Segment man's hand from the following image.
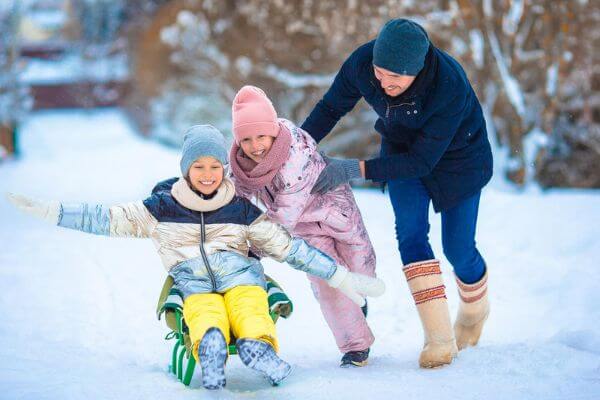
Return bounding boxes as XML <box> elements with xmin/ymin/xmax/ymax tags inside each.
<box><xmin>311</xmin><ymin>156</ymin><xmax>362</xmax><ymax>195</ymax></box>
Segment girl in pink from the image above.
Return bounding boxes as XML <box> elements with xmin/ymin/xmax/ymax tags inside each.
<box><xmin>229</xmin><ymin>85</ymin><xmax>377</xmax><ymax>367</ymax></box>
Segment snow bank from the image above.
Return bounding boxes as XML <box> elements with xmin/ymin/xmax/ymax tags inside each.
<box><xmin>0</xmin><ymin>109</ymin><xmax>598</xmax><ymax>400</ymax></box>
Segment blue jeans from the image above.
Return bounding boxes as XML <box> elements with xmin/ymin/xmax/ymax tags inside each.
<box><xmin>388</xmin><ymin>178</ymin><xmax>486</xmax><ymax>284</ymax></box>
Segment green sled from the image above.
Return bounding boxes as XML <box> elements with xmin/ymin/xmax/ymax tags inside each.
<box><xmin>156</xmin><ymin>275</ymin><xmax>294</xmax><ymax>386</ymax></box>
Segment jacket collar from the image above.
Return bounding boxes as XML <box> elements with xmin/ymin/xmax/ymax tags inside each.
<box><xmin>171</xmin><ymin>177</ymin><xmax>236</xmax><ymax>212</ymax></box>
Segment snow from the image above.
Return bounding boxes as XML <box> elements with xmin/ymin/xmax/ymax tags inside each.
<box><xmin>503</xmin><ymin>0</ymin><xmax>524</xmax><ymax>36</ymax></box>
<box><xmin>469</xmin><ymin>29</ymin><xmax>484</xmax><ymax>69</ymax></box>
<box><xmin>26</xmin><ymin>9</ymin><xmax>67</xmax><ymax>30</ymax></box>
<box><xmin>523</xmin><ymin>127</ymin><xmax>549</xmax><ymax>185</ymax></box>
<box><xmin>264</xmin><ymin>64</ymin><xmax>336</xmax><ymax>89</ymax></box>
<box><xmin>1</xmin><ymin>109</ymin><xmax>599</xmax><ymax>399</ymax></box>
<box><xmin>546</xmin><ymin>63</ymin><xmax>558</xmax><ymax>96</ymax></box>
<box><xmin>488</xmin><ymin>30</ymin><xmax>527</xmax><ymax>117</ymax></box>
<box><xmin>20</xmin><ymin>53</ymin><xmax>129</xmax><ymax>84</ymax></box>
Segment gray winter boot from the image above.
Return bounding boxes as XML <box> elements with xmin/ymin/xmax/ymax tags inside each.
<box><xmin>198</xmin><ymin>327</ymin><xmax>228</xmax><ymax>390</ymax></box>
<box><xmin>236</xmin><ymin>338</ymin><xmax>292</xmax><ymax>386</ymax></box>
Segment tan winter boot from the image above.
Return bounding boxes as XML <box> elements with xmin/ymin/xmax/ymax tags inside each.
<box><xmin>454</xmin><ymin>271</ymin><xmax>490</xmax><ymax>350</ymax></box>
<box><xmin>403</xmin><ymin>260</ymin><xmax>458</xmax><ymax>368</ymax></box>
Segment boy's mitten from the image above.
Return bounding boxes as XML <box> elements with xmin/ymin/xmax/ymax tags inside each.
<box><xmin>6</xmin><ymin>193</ymin><xmax>61</xmax><ymax>224</ymax></box>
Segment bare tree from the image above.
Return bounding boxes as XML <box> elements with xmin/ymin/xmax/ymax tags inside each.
<box><xmin>128</xmin><ymin>0</ymin><xmax>599</xmax><ymax>187</ymax></box>
<box><xmin>447</xmin><ymin>0</ymin><xmax>598</xmax><ymax>186</ymax></box>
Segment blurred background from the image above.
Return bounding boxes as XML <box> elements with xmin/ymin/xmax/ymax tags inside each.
<box><xmin>1</xmin><ymin>3</ymin><xmax>599</xmax><ymax>397</ymax></box>
<box><xmin>1</xmin><ymin>0</ymin><xmax>598</xmax><ymax>188</ymax></box>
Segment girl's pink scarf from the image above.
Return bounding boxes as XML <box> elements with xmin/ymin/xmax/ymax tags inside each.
<box><xmin>230</xmin><ymin>122</ymin><xmax>292</xmax><ymax>190</ymax></box>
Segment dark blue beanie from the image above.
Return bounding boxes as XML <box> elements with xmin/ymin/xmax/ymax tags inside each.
<box><xmin>373</xmin><ymin>19</ymin><xmax>430</xmax><ymax>76</ymax></box>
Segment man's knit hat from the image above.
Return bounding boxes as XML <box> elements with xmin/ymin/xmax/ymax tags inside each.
<box><xmin>180</xmin><ymin>124</ymin><xmax>228</xmax><ymax>176</ymax></box>
<box><xmin>232</xmin><ymin>85</ymin><xmax>280</xmax><ymax>144</ymax></box>
<box><xmin>373</xmin><ymin>18</ymin><xmax>430</xmax><ymax>76</ymax></box>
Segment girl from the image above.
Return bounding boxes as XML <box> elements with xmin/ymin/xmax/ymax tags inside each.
<box><xmin>229</xmin><ymin>86</ymin><xmax>378</xmax><ymax>367</ymax></box>
<box><xmin>7</xmin><ymin>125</ymin><xmax>384</xmax><ymax>390</ymax></box>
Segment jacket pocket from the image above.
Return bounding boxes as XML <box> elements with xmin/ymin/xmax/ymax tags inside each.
<box><xmin>323</xmin><ymin>210</ymin><xmax>351</xmax><ymax>232</ymax></box>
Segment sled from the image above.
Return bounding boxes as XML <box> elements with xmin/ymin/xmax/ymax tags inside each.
<box><xmin>156</xmin><ymin>275</ymin><xmax>293</xmax><ymax>386</ymax></box>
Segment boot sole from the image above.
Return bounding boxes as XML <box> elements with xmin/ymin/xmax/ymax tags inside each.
<box><xmin>199</xmin><ymin>331</ymin><xmax>228</xmax><ymax>390</ymax></box>
<box><xmin>237</xmin><ymin>339</ymin><xmax>293</xmax><ymax>386</ymax></box>
<box><xmin>419</xmin><ymin>353</ymin><xmax>456</xmax><ymax>369</ymax></box>
<box><xmin>340</xmin><ymin>359</ymin><xmax>368</xmax><ymax>368</ymax></box>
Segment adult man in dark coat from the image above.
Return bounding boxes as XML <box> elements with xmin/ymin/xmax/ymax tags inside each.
<box><xmin>302</xmin><ymin>19</ymin><xmax>492</xmax><ymax>368</ymax></box>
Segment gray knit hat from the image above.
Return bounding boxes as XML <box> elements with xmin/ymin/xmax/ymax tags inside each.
<box><xmin>373</xmin><ymin>19</ymin><xmax>430</xmax><ymax>76</ymax></box>
<box><xmin>180</xmin><ymin>125</ymin><xmax>228</xmax><ymax>176</ymax></box>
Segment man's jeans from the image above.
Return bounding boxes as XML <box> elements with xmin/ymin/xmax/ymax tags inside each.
<box><xmin>388</xmin><ymin>178</ymin><xmax>486</xmax><ymax>284</ymax></box>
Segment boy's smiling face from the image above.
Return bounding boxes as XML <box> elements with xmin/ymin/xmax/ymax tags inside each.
<box><xmin>239</xmin><ymin>134</ymin><xmax>275</xmax><ymax>163</ymax></box>
<box><xmin>187</xmin><ymin>156</ymin><xmax>224</xmax><ymax>195</ymax></box>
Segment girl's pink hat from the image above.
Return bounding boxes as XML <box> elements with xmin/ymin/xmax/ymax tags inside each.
<box><xmin>232</xmin><ymin>85</ymin><xmax>280</xmax><ymax>144</ymax></box>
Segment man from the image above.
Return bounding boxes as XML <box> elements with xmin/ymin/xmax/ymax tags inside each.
<box><xmin>301</xmin><ymin>19</ymin><xmax>492</xmax><ymax>368</ymax></box>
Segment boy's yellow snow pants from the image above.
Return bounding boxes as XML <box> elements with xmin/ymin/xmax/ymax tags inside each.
<box><xmin>183</xmin><ymin>285</ymin><xmax>278</xmax><ymax>360</ymax></box>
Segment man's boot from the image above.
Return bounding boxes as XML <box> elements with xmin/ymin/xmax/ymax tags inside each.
<box><xmin>403</xmin><ymin>259</ymin><xmax>458</xmax><ymax>368</ymax></box>
<box><xmin>455</xmin><ymin>270</ymin><xmax>490</xmax><ymax>350</ymax></box>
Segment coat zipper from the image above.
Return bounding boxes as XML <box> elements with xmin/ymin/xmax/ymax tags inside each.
<box><xmin>200</xmin><ymin>211</ymin><xmax>217</xmax><ymax>292</ymax></box>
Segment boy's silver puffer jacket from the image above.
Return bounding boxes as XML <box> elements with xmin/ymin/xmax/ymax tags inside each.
<box><xmin>57</xmin><ymin>177</ymin><xmax>337</xmax><ymax>298</ymax></box>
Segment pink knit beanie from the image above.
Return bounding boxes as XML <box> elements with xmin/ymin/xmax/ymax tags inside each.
<box><xmin>232</xmin><ymin>85</ymin><xmax>280</xmax><ymax>144</ymax></box>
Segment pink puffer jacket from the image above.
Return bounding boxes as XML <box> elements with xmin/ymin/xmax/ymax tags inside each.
<box><xmin>235</xmin><ymin>119</ymin><xmax>359</xmax><ymax>233</ymax></box>
<box><xmin>233</xmin><ymin>118</ymin><xmax>377</xmax><ymax>353</ymax></box>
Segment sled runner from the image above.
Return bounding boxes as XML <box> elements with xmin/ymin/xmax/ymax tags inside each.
<box><xmin>156</xmin><ymin>275</ymin><xmax>293</xmax><ymax>386</ymax></box>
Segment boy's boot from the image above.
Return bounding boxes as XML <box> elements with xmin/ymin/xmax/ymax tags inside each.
<box><xmin>236</xmin><ymin>338</ymin><xmax>292</xmax><ymax>386</ymax></box>
<box><xmin>455</xmin><ymin>270</ymin><xmax>490</xmax><ymax>350</ymax></box>
<box><xmin>198</xmin><ymin>327</ymin><xmax>228</xmax><ymax>390</ymax></box>
<box><xmin>340</xmin><ymin>348</ymin><xmax>370</xmax><ymax>368</ymax></box>
<box><xmin>403</xmin><ymin>260</ymin><xmax>458</xmax><ymax>368</ymax></box>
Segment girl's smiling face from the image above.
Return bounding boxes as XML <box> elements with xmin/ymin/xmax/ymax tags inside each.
<box><xmin>187</xmin><ymin>156</ymin><xmax>224</xmax><ymax>195</ymax></box>
<box><xmin>239</xmin><ymin>134</ymin><xmax>275</xmax><ymax>163</ymax></box>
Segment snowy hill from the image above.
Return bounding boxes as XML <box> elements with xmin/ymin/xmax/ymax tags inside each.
<box><xmin>0</xmin><ymin>109</ymin><xmax>598</xmax><ymax>400</ymax></box>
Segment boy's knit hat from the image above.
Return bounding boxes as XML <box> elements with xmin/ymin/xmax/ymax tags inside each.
<box><xmin>373</xmin><ymin>18</ymin><xmax>430</xmax><ymax>76</ymax></box>
<box><xmin>180</xmin><ymin>125</ymin><xmax>228</xmax><ymax>176</ymax></box>
<box><xmin>232</xmin><ymin>85</ymin><xmax>280</xmax><ymax>144</ymax></box>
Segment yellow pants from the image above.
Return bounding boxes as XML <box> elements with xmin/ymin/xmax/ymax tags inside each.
<box><xmin>183</xmin><ymin>285</ymin><xmax>278</xmax><ymax>361</ymax></box>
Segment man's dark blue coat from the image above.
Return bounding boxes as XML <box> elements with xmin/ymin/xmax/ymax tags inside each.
<box><xmin>301</xmin><ymin>41</ymin><xmax>493</xmax><ymax>212</ymax></box>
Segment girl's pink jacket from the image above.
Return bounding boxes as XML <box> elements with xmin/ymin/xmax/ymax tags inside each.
<box><xmin>233</xmin><ymin>118</ymin><xmax>377</xmax><ymax>353</ymax></box>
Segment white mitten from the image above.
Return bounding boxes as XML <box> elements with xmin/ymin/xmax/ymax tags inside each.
<box><xmin>6</xmin><ymin>193</ymin><xmax>61</xmax><ymax>224</ymax></box>
<box><xmin>327</xmin><ymin>265</ymin><xmax>386</xmax><ymax>306</ymax></box>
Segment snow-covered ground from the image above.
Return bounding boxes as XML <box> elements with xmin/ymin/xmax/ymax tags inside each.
<box><xmin>1</xmin><ymin>109</ymin><xmax>599</xmax><ymax>400</ymax></box>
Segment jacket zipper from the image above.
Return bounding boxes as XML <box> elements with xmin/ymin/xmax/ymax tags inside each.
<box><xmin>200</xmin><ymin>211</ymin><xmax>217</xmax><ymax>292</ymax></box>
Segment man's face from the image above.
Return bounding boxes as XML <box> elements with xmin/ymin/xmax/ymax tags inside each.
<box><xmin>373</xmin><ymin>65</ymin><xmax>417</xmax><ymax>97</ymax></box>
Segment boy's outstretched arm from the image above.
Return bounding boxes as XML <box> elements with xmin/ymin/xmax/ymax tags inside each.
<box><xmin>6</xmin><ymin>193</ymin><xmax>156</xmax><ymax>238</ymax></box>
<box><xmin>247</xmin><ymin>214</ymin><xmax>385</xmax><ymax>306</ymax></box>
